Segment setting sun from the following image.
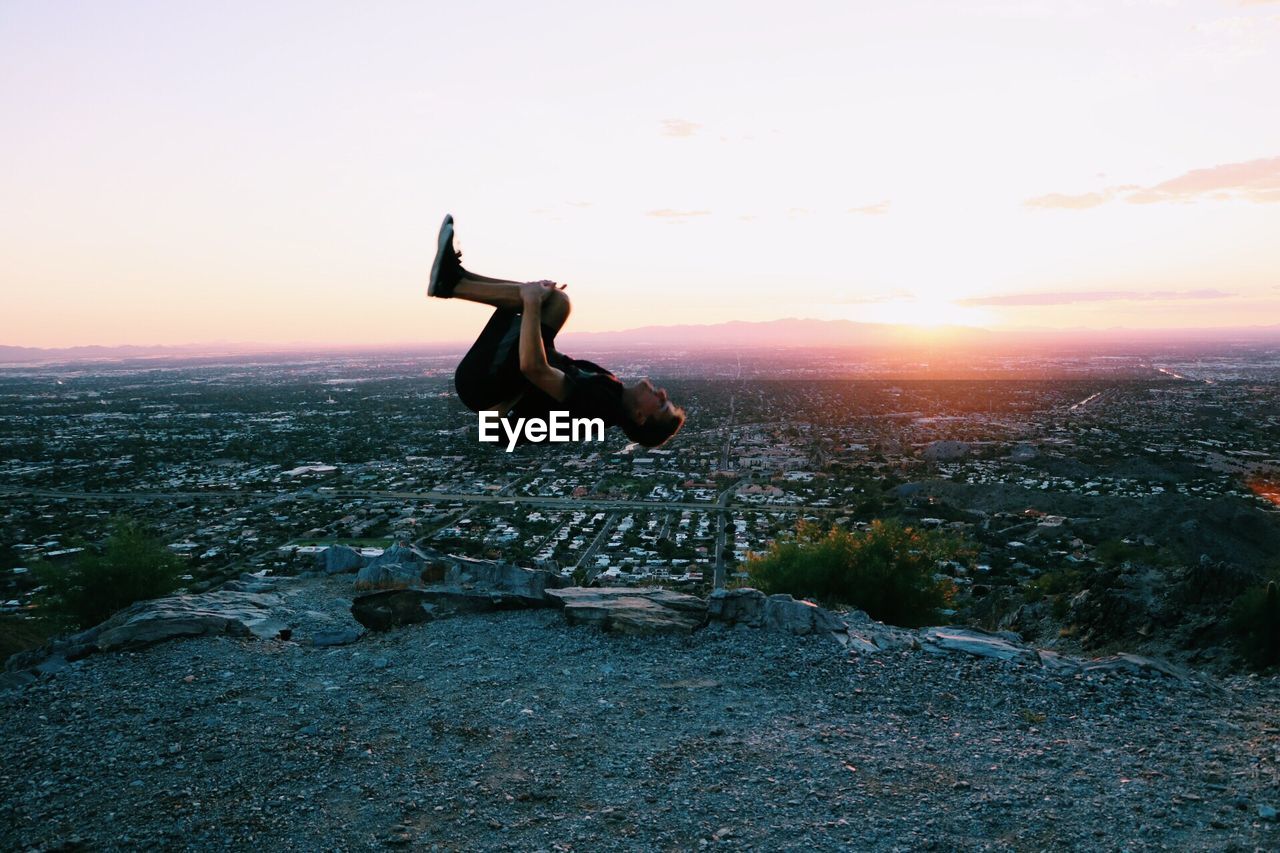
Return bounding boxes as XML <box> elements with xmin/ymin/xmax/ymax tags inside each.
<box><xmin>843</xmin><ymin>300</ymin><xmax>996</xmax><ymax>329</ymax></box>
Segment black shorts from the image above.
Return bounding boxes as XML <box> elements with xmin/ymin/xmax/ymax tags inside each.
<box><xmin>453</xmin><ymin>308</ymin><xmax>559</xmax><ymax>412</ymax></box>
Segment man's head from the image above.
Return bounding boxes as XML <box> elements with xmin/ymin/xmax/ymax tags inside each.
<box><xmin>621</xmin><ymin>378</ymin><xmax>685</xmax><ymax>447</ymax></box>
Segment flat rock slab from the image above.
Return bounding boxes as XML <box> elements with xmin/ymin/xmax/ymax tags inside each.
<box><xmin>545</xmin><ymin>587</ymin><xmax>707</xmax><ymax>636</ymax></box>
<box><xmin>1080</xmin><ymin>652</ymin><xmax>1193</xmax><ymax>683</ymax></box>
<box><xmin>920</xmin><ymin>627</ymin><xmax>1039</xmax><ymax>664</ymax></box>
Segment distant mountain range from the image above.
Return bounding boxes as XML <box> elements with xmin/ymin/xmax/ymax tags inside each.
<box><xmin>3</xmin><ymin>318</ymin><xmax>1279</xmax><ymax>364</ymax></box>
<box><xmin>560</xmin><ymin>318</ymin><xmax>1280</xmax><ymax>350</ymax></box>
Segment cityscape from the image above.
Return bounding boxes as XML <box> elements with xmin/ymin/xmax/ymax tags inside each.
<box><xmin>4</xmin><ymin>343</ymin><xmax>1278</xmax><ymax>667</ymax></box>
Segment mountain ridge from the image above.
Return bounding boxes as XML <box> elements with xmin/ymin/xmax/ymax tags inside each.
<box><xmin>3</xmin><ymin>318</ymin><xmax>1280</xmax><ymax>364</ymax></box>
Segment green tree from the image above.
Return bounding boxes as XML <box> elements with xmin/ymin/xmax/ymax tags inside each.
<box><xmin>34</xmin><ymin>519</ymin><xmax>184</xmax><ymax>629</ymax></box>
<box><xmin>747</xmin><ymin>519</ymin><xmax>963</xmax><ymax>627</ymax></box>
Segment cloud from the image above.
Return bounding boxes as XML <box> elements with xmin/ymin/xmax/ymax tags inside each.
<box><xmin>959</xmin><ymin>289</ymin><xmax>1235</xmax><ymax>307</ymax></box>
<box><xmin>847</xmin><ymin>201</ymin><xmax>891</xmax><ymax>215</ymax></box>
<box><xmin>1127</xmin><ymin>157</ymin><xmax>1280</xmax><ymax>203</ymax></box>
<box><xmin>1027</xmin><ymin>156</ymin><xmax>1280</xmax><ymax>208</ymax></box>
<box><xmin>645</xmin><ymin>208</ymin><xmax>711</xmax><ymax>224</ymax></box>
<box><xmin>660</xmin><ymin>119</ymin><xmax>700</xmax><ymax>138</ymax></box>
<box><xmin>1024</xmin><ymin>191</ymin><xmax>1113</xmax><ymax>210</ymax></box>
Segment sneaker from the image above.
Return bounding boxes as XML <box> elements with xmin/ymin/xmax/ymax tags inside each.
<box><xmin>428</xmin><ymin>214</ymin><xmax>463</xmax><ymax>298</ymax></box>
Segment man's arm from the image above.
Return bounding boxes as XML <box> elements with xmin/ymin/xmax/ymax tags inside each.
<box><xmin>519</xmin><ymin>283</ymin><xmax>569</xmax><ymax>401</ymax></box>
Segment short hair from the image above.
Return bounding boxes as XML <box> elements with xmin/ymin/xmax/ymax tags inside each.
<box><xmin>621</xmin><ymin>406</ymin><xmax>686</xmax><ymax>448</ymax></box>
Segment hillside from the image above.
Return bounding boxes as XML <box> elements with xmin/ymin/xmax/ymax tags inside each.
<box><xmin>2</xmin><ymin>573</ymin><xmax>1278</xmax><ymax>851</ymax></box>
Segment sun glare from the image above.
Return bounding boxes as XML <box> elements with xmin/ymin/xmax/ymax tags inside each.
<box><xmin>847</xmin><ymin>300</ymin><xmax>994</xmax><ymax>329</ymax></box>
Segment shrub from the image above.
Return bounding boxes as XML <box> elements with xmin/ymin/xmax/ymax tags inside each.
<box><xmin>0</xmin><ymin>615</ymin><xmax>60</xmax><ymax>662</ymax></box>
<box><xmin>746</xmin><ymin>519</ymin><xmax>962</xmax><ymax>627</ymax></box>
<box><xmin>34</xmin><ymin>519</ymin><xmax>184</xmax><ymax>629</ymax></box>
<box><xmin>1230</xmin><ymin>580</ymin><xmax>1280</xmax><ymax>669</ymax></box>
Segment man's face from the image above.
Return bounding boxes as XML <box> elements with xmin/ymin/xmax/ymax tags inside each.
<box><xmin>634</xmin><ymin>378</ymin><xmax>676</xmax><ymax>422</ymax></box>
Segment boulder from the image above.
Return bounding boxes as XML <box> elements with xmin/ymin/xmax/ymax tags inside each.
<box><xmin>707</xmin><ymin>588</ymin><xmax>767</xmax><ymax>627</ymax></box>
<box><xmin>354</xmin><ymin>543</ymin><xmax>433</xmax><ymax>591</ymax></box>
<box><xmin>317</xmin><ymin>545</ymin><xmax>366</xmax><ymax>575</ymax></box>
<box><xmin>445</xmin><ymin>556</ymin><xmax>564</xmax><ymax>599</ymax></box>
<box><xmin>351</xmin><ymin>590</ymin><xmax>435</xmax><ymax>631</ymax></box>
<box><xmin>354</xmin><ymin>562</ymin><xmax>423</xmax><ymax>592</ymax></box>
<box><xmin>91</xmin><ymin>590</ymin><xmax>290</xmax><ymax>652</ymax></box>
<box><xmin>762</xmin><ymin>594</ymin><xmax>848</xmax><ymax>637</ymax></box>
<box><xmin>545</xmin><ymin>587</ymin><xmax>706</xmax><ymax>636</ymax></box>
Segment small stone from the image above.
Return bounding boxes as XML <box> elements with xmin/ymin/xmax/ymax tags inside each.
<box><xmin>1258</xmin><ymin>804</ymin><xmax>1278</xmax><ymax>822</ymax></box>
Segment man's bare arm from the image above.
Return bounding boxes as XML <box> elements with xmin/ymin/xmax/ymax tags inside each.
<box><xmin>518</xmin><ymin>283</ymin><xmax>568</xmax><ymax>401</ymax></box>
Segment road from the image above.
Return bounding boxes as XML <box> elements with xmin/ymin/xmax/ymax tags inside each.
<box><xmin>1</xmin><ymin>487</ymin><xmax>846</xmax><ymax>516</ymax></box>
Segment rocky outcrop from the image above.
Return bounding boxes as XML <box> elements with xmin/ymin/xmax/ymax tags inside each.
<box><xmin>354</xmin><ymin>562</ymin><xmax>423</xmax><ymax>592</ymax></box>
<box><xmin>445</xmin><ymin>555</ymin><xmax>565</xmax><ymax>600</ymax></box>
<box><xmin>545</xmin><ymin>588</ymin><xmax>707</xmax><ymax>636</ymax></box>
<box><xmin>353</xmin><ymin>543</ymin><xmax>432</xmax><ymax>591</ymax></box>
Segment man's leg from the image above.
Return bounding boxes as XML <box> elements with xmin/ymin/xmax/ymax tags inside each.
<box><xmin>453</xmin><ymin>275</ymin><xmax>572</xmax><ymax>334</ymax></box>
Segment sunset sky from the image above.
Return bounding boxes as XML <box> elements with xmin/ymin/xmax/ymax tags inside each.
<box><xmin>2</xmin><ymin>0</ymin><xmax>1279</xmax><ymax>348</ymax></box>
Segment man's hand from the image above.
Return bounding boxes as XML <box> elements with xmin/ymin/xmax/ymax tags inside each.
<box><xmin>520</xmin><ymin>280</ymin><xmax>566</xmax><ymax>305</ymax></box>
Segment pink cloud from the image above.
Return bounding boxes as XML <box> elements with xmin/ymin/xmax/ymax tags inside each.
<box><xmin>959</xmin><ymin>289</ymin><xmax>1235</xmax><ymax>307</ymax></box>
<box><xmin>660</xmin><ymin>119</ymin><xmax>700</xmax><ymax>138</ymax></box>
<box><xmin>645</xmin><ymin>208</ymin><xmax>710</xmax><ymax>224</ymax></box>
<box><xmin>1025</xmin><ymin>191</ymin><xmax>1112</xmax><ymax>209</ymax></box>
<box><xmin>1026</xmin><ymin>156</ymin><xmax>1280</xmax><ymax>208</ymax></box>
<box><xmin>848</xmin><ymin>201</ymin><xmax>891</xmax><ymax>215</ymax></box>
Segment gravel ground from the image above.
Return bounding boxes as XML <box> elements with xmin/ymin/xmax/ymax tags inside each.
<box><xmin>2</xmin><ymin>576</ymin><xmax>1279</xmax><ymax>852</ymax></box>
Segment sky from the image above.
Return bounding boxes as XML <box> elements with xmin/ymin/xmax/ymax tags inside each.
<box><xmin>2</xmin><ymin>0</ymin><xmax>1279</xmax><ymax>348</ymax></box>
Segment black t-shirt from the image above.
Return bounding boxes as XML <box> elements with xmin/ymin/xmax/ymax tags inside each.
<box><xmin>506</xmin><ymin>352</ymin><xmax>626</xmax><ymax>434</ymax></box>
